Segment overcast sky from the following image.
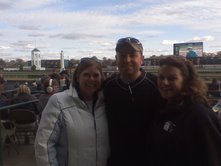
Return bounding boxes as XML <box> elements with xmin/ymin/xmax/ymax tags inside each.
<box><xmin>0</xmin><ymin>0</ymin><xmax>221</xmax><ymax>60</ymax></box>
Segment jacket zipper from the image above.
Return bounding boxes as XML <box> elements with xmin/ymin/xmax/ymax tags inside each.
<box><xmin>128</xmin><ymin>82</ymin><xmax>134</xmax><ymax>102</ymax></box>
<box><xmin>92</xmin><ymin>104</ymin><xmax>98</xmax><ymax>166</ymax></box>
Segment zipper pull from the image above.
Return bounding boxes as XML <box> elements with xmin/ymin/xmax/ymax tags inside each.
<box><xmin>128</xmin><ymin>83</ymin><xmax>134</xmax><ymax>102</ymax></box>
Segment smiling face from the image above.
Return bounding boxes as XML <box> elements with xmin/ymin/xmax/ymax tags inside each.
<box><xmin>157</xmin><ymin>65</ymin><xmax>184</xmax><ymax>101</ymax></box>
<box><xmin>77</xmin><ymin>65</ymin><xmax>102</xmax><ymax>100</ymax></box>
<box><xmin>116</xmin><ymin>45</ymin><xmax>144</xmax><ymax>81</ymax></box>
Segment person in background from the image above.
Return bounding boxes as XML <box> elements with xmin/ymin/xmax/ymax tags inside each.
<box><xmin>103</xmin><ymin>37</ymin><xmax>164</xmax><ymax>166</ymax></box>
<box><xmin>49</xmin><ymin>69</ymin><xmax>60</xmax><ymax>86</ymax></box>
<box><xmin>0</xmin><ymin>88</ymin><xmax>9</xmax><ymax>107</ymax></box>
<box><xmin>0</xmin><ymin>86</ymin><xmax>11</xmax><ymax>120</ymax></box>
<box><xmin>0</xmin><ymin>74</ymin><xmax>5</xmax><ymax>93</ymax></box>
<box><xmin>149</xmin><ymin>56</ymin><xmax>221</xmax><ymax>166</ymax></box>
<box><xmin>35</xmin><ymin>57</ymin><xmax>109</xmax><ymax>166</ymax></box>
<box><xmin>208</xmin><ymin>78</ymin><xmax>219</xmax><ymax>91</ymax></box>
<box><xmin>59</xmin><ymin>69</ymin><xmax>70</xmax><ymax>91</ymax></box>
<box><xmin>40</xmin><ymin>74</ymin><xmax>50</xmax><ymax>90</ymax></box>
<box><xmin>207</xmin><ymin>78</ymin><xmax>221</xmax><ymax>106</ymax></box>
<box><xmin>218</xmin><ymin>102</ymin><xmax>221</xmax><ymax>120</ymax></box>
<box><xmin>11</xmin><ymin>84</ymin><xmax>39</xmax><ymax>115</ymax></box>
<box><xmin>38</xmin><ymin>78</ymin><xmax>59</xmax><ymax>118</ymax></box>
<box><xmin>14</xmin><ymin>81</ymin><xmax>20</xmax><ymax>89</ymax></box>
<box><xmin>208</xmin><ymin>78</ymin><xmax>220</xmax><ymax>98</ymax></box>
<box><xmin>29</xmin><ymin>81</ymin><xmax>39</xmax><ymax>92</ymax></box>
<box><xmin>186</xmin><ymin>47</ymin><xmax>198</xmax><ymax>58</ymax></box>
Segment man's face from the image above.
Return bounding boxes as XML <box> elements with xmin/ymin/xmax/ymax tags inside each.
<box><xmin>116</xmin><ymin>46</ymin><xmax>144</xmax><ymax>81</ymax></box>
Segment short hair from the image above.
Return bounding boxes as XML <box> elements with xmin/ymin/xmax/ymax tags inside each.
<box><xmin>72</xmin><ymin>57</ymin><xmax>104</xmax><ymax>87</ymax></box>
<box><xmin>115</xmin><ymin>37</ymin><xmax>143</xmax><ymax>55</ymax></box>
<box><xmin>158</xmin><ymin>56</ymin><xmax>208</xmax><ymax>104</ymax></box>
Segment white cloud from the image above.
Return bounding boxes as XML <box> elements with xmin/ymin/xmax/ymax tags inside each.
<box><xmin>0</xmin><ymin>0</ymin><xmax>221</xmax><ymax>60</ymax></box>
<box><xmin>10</xmin><ymin>0</ymin><xmax>59</xmax><ymax>9</ymax></box>
<box><xmin>162</xmin><ymin>40</ymin><xmax>182</xmax><ymax>45</ymax></box>
<box><xmin>188</xmin><ymin>36</ymin><xmax>215</xmax><ymax>42</ymax></box>
<box><xmin>162</xmin><ymin>35</ymin><xmax>215</xmax><ymax>45</ymax></box>
<box><xmin>0</xmin><ymin>46</ymin><xmax>10</xmax><ymax>49</ymax></box>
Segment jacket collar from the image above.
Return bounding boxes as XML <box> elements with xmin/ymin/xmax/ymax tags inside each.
<box><xmin>117</xmin><ymin>68</ymin><xmax>146</xmax><ymax>88</ymax></box>
<box><xmin>67</xmin><ymin>84</ymin><xmax>79</xmax><ymax>98</ymax></box>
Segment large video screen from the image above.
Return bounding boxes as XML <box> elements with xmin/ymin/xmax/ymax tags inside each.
<box><xmin>173</xmin><ymin>42</ymin><xmax>203</xmax><ymax>58</ymax></box>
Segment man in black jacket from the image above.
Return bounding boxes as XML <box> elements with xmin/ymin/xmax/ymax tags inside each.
<box><xmin>103</xmin><ymin>37</ymin><xmax>164</xmax><ymax>166</ymax></box>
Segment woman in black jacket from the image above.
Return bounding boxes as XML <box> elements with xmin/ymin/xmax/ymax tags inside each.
<box><xmin>149</xmin><ymin>56</ymin><xmax>221</xmax><ymax>166</ymax></box>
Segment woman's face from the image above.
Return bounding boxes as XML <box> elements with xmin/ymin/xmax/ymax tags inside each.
<box><xmin>157</xmin><ymin>65</ymin><xmax>184</xmax><ymax>101</ymax></box>
<box><xmin>77</xmin><ymin>65</ymin><xmax>102</xmax><ymax>99</ymax></box>
<box><xmin>52</xmin><ymin>84</ymin><xmax>59</xmax><ymax>93</ymax></box>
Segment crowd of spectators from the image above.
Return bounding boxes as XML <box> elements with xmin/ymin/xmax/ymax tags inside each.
<box><xmin>0</xmin><ymin>69</ymin><xmax>70</xmax><ymax>121</ymax></box>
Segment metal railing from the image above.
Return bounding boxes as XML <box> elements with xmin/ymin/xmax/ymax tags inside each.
<box><xmin>0</xmin><ymin>99</ymin><xmax>39</xmax><ymax>166</ymax></box>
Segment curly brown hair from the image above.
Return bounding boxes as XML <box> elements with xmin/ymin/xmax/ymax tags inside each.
<box><xmin>158</xmin><ymin>56</ymin><xmax>208</xmax><ymax>105</ymax></box>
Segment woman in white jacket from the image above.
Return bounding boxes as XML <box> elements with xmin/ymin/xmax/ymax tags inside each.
<box><xmin>35</xmin><ymin>57</ymin><xmax>109</xmax><ymax>166</ymax></box>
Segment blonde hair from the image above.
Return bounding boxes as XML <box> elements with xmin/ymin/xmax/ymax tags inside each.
<box><xmin>16</xmin><ymin>84</ymin><xmax>31</xmax><ymax>95</ymax></box>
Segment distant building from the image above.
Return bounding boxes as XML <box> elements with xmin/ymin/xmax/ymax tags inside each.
<box><xmin>41</xmin><ymin>59</ymin><xmax>69</xmax><ymax>69</ymax></box>
<box><xmin>31</xmin><ymin>48</ymin><xmax>45</xmax><ymax>70</ymax></box>
<box><xmin>27</xmin><ymin>58</ymin><xmax>69</xmax><ymax>70</ymax></box>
